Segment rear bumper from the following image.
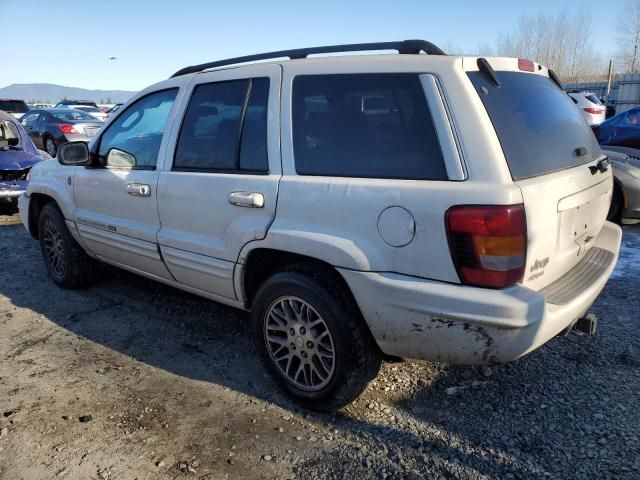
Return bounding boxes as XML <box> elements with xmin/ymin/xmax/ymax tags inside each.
<box><xmin>340</xmin><ymin>221</ymin><xmax>622</xmax><ymax>364</ymax></box>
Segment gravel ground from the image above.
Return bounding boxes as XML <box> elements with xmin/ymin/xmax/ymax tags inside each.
<box><xmin>0</xmin><ymin>206</ymin><xmax>639</xmax><ymax>480</ymax></box>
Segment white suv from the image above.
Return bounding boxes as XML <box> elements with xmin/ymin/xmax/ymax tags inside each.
<box><xmin>568</xmin><ymin>90</ymin><xmax>606</xmax><ymax>125</ymax></box>
<box><xmin>18</xmin><ymin>41</ymin><xmax>622</xmax><ymax>411</ymax></box>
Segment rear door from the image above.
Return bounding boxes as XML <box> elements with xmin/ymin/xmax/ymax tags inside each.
<box><xmin>156</xmin><ymin>64</ymin><xmax>281</xmax><ymax>300</ymax></box>
<box><xmin>467</xmin><ymin>62</ymin><xmax>613</xmax><ymax>290</ymax></box>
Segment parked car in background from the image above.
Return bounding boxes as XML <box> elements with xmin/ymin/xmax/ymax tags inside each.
<box><xmin>601</xmin><ymin>146</ymin><xmax>640</xmax><ymax>224</ymax></box>
<box><xmin>0</xmin><ymin>110</ymin><xmax>49</xmax><ymax>207</ymax></box>
<box><xmin>593</xmin><ymin>106</ymin><xmax>640</xmax><ymax>148</ymax></box>
<box><xmin>29</xmin><ymin>103</ymin><xmax>55</xmax><ymax>110</ymax></box>
<box><xmin>103</xmin><ymin>103</ymin><xmax>124</xmax><ymax>120</ymax></box>
<box><xmin>64</xmin><ymin>105</ymin><xmax>108</xmax><ymax>122</ymax></box>
<box><xmin>0</xmin><ymin>99</ymin><xmax>29</xmax><ymax>119</ymax></box>
<box><xmin>55</xmin><ymin>100</ymin><xmax>99</xmax><ymax>109</ymax></box>
<box><xmin>20</xmin><ymin>108</ymin><xmax>103</xmax><ymax>156</ymax></box>
<box><xmin>568</xmin><ymin>91</ymin><xmax>606</xmax><ymax>125</ymax></box>
<box><xmin>19</xmin><ymin>41</ymin><xmax>622</xmax><ymax>410</ymax></box>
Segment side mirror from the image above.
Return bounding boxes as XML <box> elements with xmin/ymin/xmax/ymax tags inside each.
<box><xmin>7</xmin><ymin>137</ymin><xmax>19</xmax><ymax>147</ymax></box>
<box><xmin>57</xmin><ymin>141</ymin><xmax>90</xmax><ymax>166</ymax></box>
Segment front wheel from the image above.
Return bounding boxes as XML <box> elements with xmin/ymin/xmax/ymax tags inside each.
<box><xmin>251</xmin><ymin>268</ymin><xmax>381</xmax><ymax>411</ymax></box>
<box><xmin>38</xmin><ymin>203</ymin><xmax>95</xmax><ymax>288</ymax></box>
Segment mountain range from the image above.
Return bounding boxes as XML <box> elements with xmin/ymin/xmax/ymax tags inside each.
<box><xmin>0</xmin><ymin>83</ymin><xmax>136</xmax><ymax>104</ymax></box>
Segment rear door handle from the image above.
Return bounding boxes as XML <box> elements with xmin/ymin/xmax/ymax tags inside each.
<box><xmin>228</xmin><ymin>191</ymin><xmax>264</xmax><ymax>208</ymax></box>
<box><xmin>126</xmin><ymin>183</ymin><xmax>151</xmax><ymax>197</ymax></box>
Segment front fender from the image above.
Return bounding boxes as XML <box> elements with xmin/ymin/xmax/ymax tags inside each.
<box><xmin>26</xmin><ymin>161</ymin><xmax>76</xmax><ymax>220</ymax></box>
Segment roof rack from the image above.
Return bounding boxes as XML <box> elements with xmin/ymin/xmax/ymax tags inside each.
<box><xmin>171</xmin><ymin>39</ymin><xmax>446</xmax><ymax>77</ymax></box>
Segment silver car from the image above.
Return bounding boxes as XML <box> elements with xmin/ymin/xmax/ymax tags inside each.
<box><xmin>20</xmin><ymin>108</ymin><xmax>103</xmax><ymax>157</ymax></box>
<box><xmin>603</xmin><ymin>146</ymin><xmax>640</xmax><ymax>224</ymax></box>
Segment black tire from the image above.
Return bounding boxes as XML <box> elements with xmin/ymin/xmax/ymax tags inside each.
<box><xmin>251</xmin><ymin>266</ymin><xmax>381</xmax><ymax>411</ymax></box>
<box><xmin>38</xmin><ymin>203</ymin><xmax>95</xmax><ymax>288</ymax></box>
<box><xmin>607</xmin><ymin>183</ymin><xmax>624</xmax><ymax>225</ymax></box>
<box><xmin>44</xmin><ymin>136</ymin><xmax>57</xmax><ymax>157</ymax></box>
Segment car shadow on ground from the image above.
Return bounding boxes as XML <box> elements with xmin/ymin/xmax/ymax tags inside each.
<box><xmin>1</xmin><ymin>221</ymin><xmax>638</xmax><ymax>477</ymax></box>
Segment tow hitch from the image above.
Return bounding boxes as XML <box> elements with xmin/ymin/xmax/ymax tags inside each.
<box><xmin>573</xmin><ymin>313</ymin><xmax>598</xmax><ymax>335</ymax></box>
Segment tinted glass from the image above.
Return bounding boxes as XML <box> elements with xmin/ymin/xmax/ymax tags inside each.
<box><xmin>76</xmin><ymin>106</ymin><xmax>101</xmax><ymax>113</ymax></box>
<box><xmin>21</xmin><ymin>112</ymin><xmax>41</xmax><ymax>126</ymax></box>
<box><xmin>52</xmin><ymin>110</ymin><xmax>95</xmax><ymax>122</ymax></box>
<box><xmin>174</xmin><ymin>78</ymin><xmax>269</xmax><ymax>172</ymax></box>
<box><xmin>586</xmin><ymin>94</ymin><xmax>601</xmax><ymax>105</ymax></box>
<box><xmin>99</xmin><ymin>89</ymin><xmax>177</xmax><ymax>168</ymax></box>
<box><xmin>239</xmin><ymin>78</ymin><xmax>269</xmax><ymax>171</ymax></box>
<box><xmin>292</xmin><ymin>74</ymin><xmax>447</xmax><ymax>180</ymax></box>
<box><xmin>468</xmin><ymin>72</ymin><xmax>601</xmax><ymax>180</ymax></box>
<box><xmin>0</xmin><ymin>100</ymin><xmax>28</xmax><ymax>113</ymax></box>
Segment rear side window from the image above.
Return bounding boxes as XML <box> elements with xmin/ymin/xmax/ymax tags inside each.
<box><xmin>292</xmin><ymin>74</ymin><xmax>447</xmax><ymax>180</ymax></box>
<box><xmin>469</xmin><ymin>72</ymin><xmax>601</xmax><ymax>180</ymax></box>
<box><xmin>174</xmin><ymin>78</ymin><xmax>270</xmax><ymax>172</ymax></box>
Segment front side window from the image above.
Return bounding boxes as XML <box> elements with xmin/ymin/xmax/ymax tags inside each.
<box><xmin>292</xmin><ymin>74</ymin><xmax>447</xmax><ymax>180</ymax></box>
<box><xmin>174</xmin><ymin>77</ymin><xmax>270</xmax><ymax>172</ymax></box>
<box><xmin>98</xmin><ymin>88</ymin><xmax>178</xmax><ymax>168</ymax></box>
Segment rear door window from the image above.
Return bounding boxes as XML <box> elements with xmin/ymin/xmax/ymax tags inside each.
<box><xmin>174</xmin><ymin>78</ymin><xmax>270</xmax><ymax>173</ymax></box>
<box><xmin>292</xmin><ymin>74</ymin><xmax>447</xmax><ymax>180</ymax></box>
<box><xmin>468</xmin><ymin>71</ymin><xmax>601</xmax><ymax>180</ymax></box>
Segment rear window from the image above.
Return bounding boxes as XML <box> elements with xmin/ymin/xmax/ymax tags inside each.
<box><xmin>0</xmin><ymin>100</ymin><xmax>28</xmax><ymax>113</ymax></box>
<box><xmin>52</xmin><ymin>110</ymin><xmax>96</xmax><ymax>122</ymax></box>
<box><xmin>292</xmin><ymin>74</ymin><xmax>447</xmax><ymax>180</ymax></box>
<box><xmin>468</xmin><ymin>72</ymin><xmax>601</xmax><ymax>180</ymax></box>
<box><xmin>586</xmin><ymin>94</ymin><xmax>602</xmax><ymax>105</ymax></box>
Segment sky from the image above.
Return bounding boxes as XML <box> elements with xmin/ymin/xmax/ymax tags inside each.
<box><xmin>0</xmin><ymin>0</ymin><xmax>623</xmax><ymax>92</ymax></box>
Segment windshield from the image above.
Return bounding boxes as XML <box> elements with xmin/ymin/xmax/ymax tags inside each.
<box><xmin>0</xmin><ymin>100</ymin><xmax>28</xmax><ymax>113</ymax></box>
<box><xmin>52</xmin><ymin>110</ymin><xmax>97</xmax><ymax>122</ymax></box>
<box><xmin>468</xmin><ymin>71</ymin><xmax>601</xmax><ymax>180</ymax></box>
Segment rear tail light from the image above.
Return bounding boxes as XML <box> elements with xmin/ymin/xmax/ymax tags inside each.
<box><xmin>58</xmin><ymin>124</ymin><xmax>80</xmax><ymax>134</ymax></box>
<box><xmin>518</xmin><ymin>58</ymin><xmax>535</xmax><ymax>72</ymax></box>
<box><xmin>584</xmin><ymin>108</ymin><xmax>605</xmax><ymax>115</ymax></box>
<box><xmin>446</xmin><ymin>204</ymin><xmax>527</xmax><ymax>288</ymax></box>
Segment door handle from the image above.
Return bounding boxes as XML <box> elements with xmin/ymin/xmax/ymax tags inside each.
<box><xmin>126</xmin><ymin>183</ymin><xmax>151</xmax><ymax>197</ymax></box>
<box><xmin>228</xmin><ymin>191</ymin><xmax>264</xmax><ymax>208</ymax></box>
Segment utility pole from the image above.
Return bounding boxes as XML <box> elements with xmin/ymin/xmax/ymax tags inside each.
<box><xmin>605</xmin><ymin>59</ymin><xmax>614</xmax><ymax>105</ymax></box>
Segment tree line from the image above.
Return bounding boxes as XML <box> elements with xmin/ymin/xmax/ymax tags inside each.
<box><xmin>447</xmin><ymin>1</ymin><xmax>640</xmax><ymax>83</ymax></box>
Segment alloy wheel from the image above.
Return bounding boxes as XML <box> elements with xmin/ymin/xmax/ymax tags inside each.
<box><xmin>264</xmin><ymin>296</ymin><xmax>336</xmax><ymax>391</ymax></box>
<box><xmin>43</xmin><ymin>218</ymin><xmax>65</xmax><ymax>277</ymax></box>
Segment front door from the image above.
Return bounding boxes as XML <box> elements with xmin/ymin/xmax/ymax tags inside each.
<box><xmin>156</xmin><ymin>64</ymin><xmax>282</xmax><ymax>299</ymax></box>
<box><xmin>73</xmin><ymin>87</ymin><xmax>182</xmax><ymax>279</ymax></box>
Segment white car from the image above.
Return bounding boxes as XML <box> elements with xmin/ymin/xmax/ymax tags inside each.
<box><xmin>65</xmin><ymin>105</ymin><xmax>108</xmax><ymax>122</ymax></box>
<box><xmin>18</xmin><ymin>41</ymin><xmax>622</xmax><ymax>411</ymax></box>
<box><xmin>568</xmin><ymin>91</ymin><xmax>606</xmax><ymax>125</ymax></box>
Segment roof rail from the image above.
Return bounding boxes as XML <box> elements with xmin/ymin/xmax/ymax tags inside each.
<box><xmin>170</xmin><ymin>39</ymin><xmax>446</xmax><ymax>78</ymax></box>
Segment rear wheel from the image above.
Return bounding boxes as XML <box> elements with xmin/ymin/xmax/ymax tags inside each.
<box><xmin>607</xmin><ymin>183</ymin><xmax>624</xmax><ymax>225</ymax></box>
<box><xmin>251</xmin><ymin>267</ymin><xmax>381</xmax><ymax>411</ymax></box>
<box><xmin>38</xmin><ymin>203</ymin><xmax>94</xmax><ymax>288</ymax></box>
<box><xmin>44</xmin><ymin>136</ymin><xmax>57</xmax><ymax>157</ymax></box>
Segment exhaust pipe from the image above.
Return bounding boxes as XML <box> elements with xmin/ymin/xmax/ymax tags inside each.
<box><xmin>573</xmin><ymin>313</ymin><xmax>598</xmax><ymax>336</ymax></box>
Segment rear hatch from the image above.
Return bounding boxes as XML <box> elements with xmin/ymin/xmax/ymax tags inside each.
<box><xmin>466</xmin><ymin>58</ymin><xmax>613</xmax><ymax>291</ymax></box>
